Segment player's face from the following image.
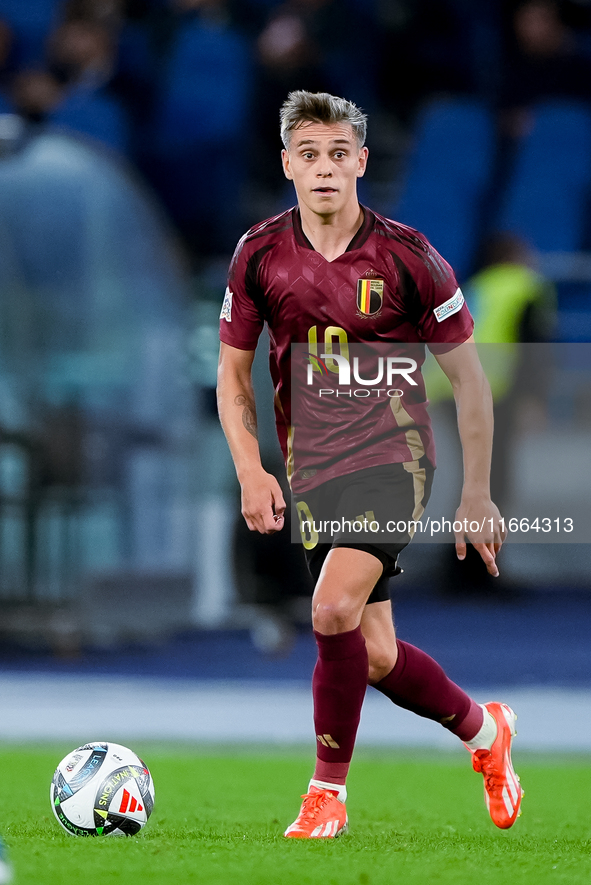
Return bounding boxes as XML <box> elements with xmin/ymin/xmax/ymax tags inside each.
<box><xmin>281</xmin><ymin>122</ymin><xmax>368</xmax><ymax>218</ymax></box>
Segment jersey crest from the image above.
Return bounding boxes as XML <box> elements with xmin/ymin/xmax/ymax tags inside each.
<box><xmin>356</xmin><ymin>278</ymin><xmax>384</xmax><ymax>317</ymax></box>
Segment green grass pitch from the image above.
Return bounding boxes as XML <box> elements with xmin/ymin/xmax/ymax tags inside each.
<box><xmin>1</xmin><ymin>745</ymin><xmax>590</xmax><ymax>885</ymax></box>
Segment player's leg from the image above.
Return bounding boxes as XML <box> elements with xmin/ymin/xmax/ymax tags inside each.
<box><xmin>311</xmin><ymin>546</ymin><xmax>383</xmax><ymax>777</ymax></box>
<box><xmin>360</xmin><ymin>599</ymin><xmax>523</xmax><ymax>828</ymax></box>
<box><xmin>339</xmin><ymin>460</ymin><xmax>523</xmax><ymax>829</ymax></box>
<box><xmin>290</xmin><ymin>464</ymin><xmax>522</xmax><ymax>834</ymax></box>
<box><xmin>359</xmin><ymin>598</ymin><xmax>397</xmax><ymax>683</ymax></box>
<box><xmin>361</xmin><ymin>600</ymin><xmax>483</xmax><ymax>733</ymax></box>
<box><xmin>284</xmin><ymin>545</ymin><xmax>382</xmax><ymax>839</ymax></box>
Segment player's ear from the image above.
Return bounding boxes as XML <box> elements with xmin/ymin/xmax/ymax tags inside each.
<box><xmin>357</xmin><ymin>146</ymin><xmax>369</xmax><ymax>178</ymax></box>
<box><xmin>282</xmin><ymin>149</ymin><xmax>293</xmax><ymax>180</ymax></box>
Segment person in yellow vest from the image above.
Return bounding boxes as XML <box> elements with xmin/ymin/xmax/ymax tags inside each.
<box><xmin>470</xmin><ymin>234</ymin><xmax>555</xmax><ymax>344</ymax></box>
<box><xmin>466</xmin><ymin>232</ymin><xmax>556</xmax><ymax>512</ymax></box>
<box><xmin>425</xmin><ymin>231</ymin><xmax>556</xmax><ymax>592</ymax></box>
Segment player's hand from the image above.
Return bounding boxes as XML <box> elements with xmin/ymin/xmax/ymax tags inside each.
<box><xmin>454</xmin><ymin>494</ymin><xmax>506</xmax><ymax>577</ymax></box>
<box><xmin>240</xmin><ymin>468</ymin><xmax>286</xmax><ymax>534</ymax></box>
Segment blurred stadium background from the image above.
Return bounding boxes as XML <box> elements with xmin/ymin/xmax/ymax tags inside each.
<box><xmin>0</xmin><ymin>0</ymin><xmax>590</xmax><ymax>750</ymax></box>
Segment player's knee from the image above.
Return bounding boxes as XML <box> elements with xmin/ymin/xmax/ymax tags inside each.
<box><xmin>312</xmin><ymin>598</ymin><xmax>359</xmax><ymax>634</ymax></box>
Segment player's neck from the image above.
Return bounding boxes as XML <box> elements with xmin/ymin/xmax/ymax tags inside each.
<box><xmin>298</xmin><ymin>202</ymin><xmax>364</xmax><ymax>262</ymax></box>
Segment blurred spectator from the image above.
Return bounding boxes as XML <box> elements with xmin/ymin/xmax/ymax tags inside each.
<box><xmin>61</xmin><ymin>0</ymin><xmax>123</xmax><ymax>28</ymax></box>
<box><xmin>469</xmin><ymin>232</ymin><xmax>557</xmax><ymax>346</ymax></box>
<box><xmin>48</xmin><ymin>19</ymin><xmax>116</xmax><ymax>88</ymax></box>
<box><xmin>10</xmin><ymin>69</ymin><xmax>62</xmax><ymax>122</ymax></box>
<box><xmin>499</xmin><ymin>0</ymin><xmax>591</xmax><ymax>137</ymax></box>
<box><xmin>46</xmin><ymin>19</ymin><xmax>130</xmax><ymax>152</ymax></box>
<box><xmin>443</xmin><ymin>232</ymin><xmax>556</xmax><ymax>594</ymax></box>
<box><xmin>377</xmin><ymin>0</ymin><xmax>476</xmax><ymax>123</ymax></box>
<box><xmin>251</xmin><ymin>3</ymin><xmax>329</xmax><ymax>198</ymax></box>
<box><xmin>233</xmin><ymin>479</ymin><xmax>313</xmax><ymax>655</ymax></box>
<box><xmin>229</xmin><ymin>339</ymin><xmax>313</xmax><ymax>655</ymax></box>
<box><xmin>428</xmin><ymin>231</ymin><xmax>556</xmax><ymax>595</ymax></box>
<box><xmin>225</xmin><ymin>0</ymin><xmax>276</xmax><ymax>38</ymax></box>
<box><xmin>0</xmin><ymin>19</ymin><xmax>15</xmax><ymax>110</ymax></box>
<box><xmin>250</xmin><ymin>0</ymin><xmax>366</xmax><ymax>202</ymax></box>
<box><xmin>0</xmin><ymin>17</ymin><xmax>15</xmax><ymax>77</ymax></box>
<box><xmin>467</xmin><ymin>232</ymin><xmax>556</xmax><ymax>510</ymax></box>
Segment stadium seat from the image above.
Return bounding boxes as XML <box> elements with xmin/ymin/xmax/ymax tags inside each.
<box><xmin>50</xmin><ymin>89</ymin><xmax>130</xmax><ymax>155</ymax></box>
<box><xmin>554</xmin><ymin>282</ymin><xmax>591</xmax><ymax>342</ymax></box>
<box><xmin>0</xmin><ymin>0</ymin><xmax>59</xmax><ymax>65</ymax></box>
<box><xmin>145</xmin><ymin>14</ymin><xmax>252</xmax><ymax>252</ymax></box>
<box><xmin>151</xmin><ymin>16</ymin><xmax>251</xmax><ymax>149</ymax></box>
<box><xmin>391</xmin><ymin>98</ymin><xmax>495</xmax><ymax>280</ymax></box>
<box><xmin>496</xmin><ymin>101</ymin><xmax>591</xmax><ymax>253</ymax></box>
<box><xmin>0</xmin><ymin>93</ymin><xmax>12</xmax><ymax>114</ymax></box>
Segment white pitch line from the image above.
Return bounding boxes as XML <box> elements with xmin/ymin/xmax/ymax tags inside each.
<box><xmin>1</xmin><ymin>674</ymin><xmax>590</xmax><ymax>750</ymax></box>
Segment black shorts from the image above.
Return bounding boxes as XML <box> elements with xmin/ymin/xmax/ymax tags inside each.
<box><xmin>293</xmin><ymin>460</ymin><xmax>434</xmax><ymax>604</ymax></box>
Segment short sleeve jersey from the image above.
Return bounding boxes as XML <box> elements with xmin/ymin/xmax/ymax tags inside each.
<box><xmin>219</xmin><ymin>206</ymin><xmax>474</xmax><ymax>493</ymax></box>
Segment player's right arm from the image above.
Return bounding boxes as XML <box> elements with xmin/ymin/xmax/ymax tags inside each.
<box><xmin>217</xmin><ymin>342</ymin><xmax>286</xmax><ymax>534</ymax></box>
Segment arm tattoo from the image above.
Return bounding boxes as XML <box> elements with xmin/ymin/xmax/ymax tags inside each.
<box><xmin>234</xmin><ymin>394</ymin><xmax>258</xmax><ymax>440</ymax></box>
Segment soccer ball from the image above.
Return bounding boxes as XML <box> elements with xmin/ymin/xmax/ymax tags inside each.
<box><xmin>0</xmin><ymin>835</ymin><xmax>13</xmax><ymax>884</ymax></box>
<box><xmin>50</xmin><ymin>742</ymin><xmax>155</xmax><ymax>836</ymax></box>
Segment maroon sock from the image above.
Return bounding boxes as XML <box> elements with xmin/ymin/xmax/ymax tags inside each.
<box><xmin>312</xmin><ymin>626</ymin><xmax>368</xmax><ymax>785</ymax></box>
<box><xmin>374</xmin><ymin>639</ymin><xmax>483</xmax><ymax>741</ymax></box>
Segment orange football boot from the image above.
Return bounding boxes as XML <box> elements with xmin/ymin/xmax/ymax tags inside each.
<box><xmin>470</xmin><ymin>702</ymin><xmax>523</xmax><ymax>829</ymax></box>
<box><xmin>284</xmin><ymin>786</ymin><xmax>348</xmax><ymax>839</ymax></box>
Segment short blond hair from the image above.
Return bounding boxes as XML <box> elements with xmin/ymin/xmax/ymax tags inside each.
<box><xmin>280</xmin><ymin>90</ymin><xmax>367</xmax><ymax>149</ymax></box>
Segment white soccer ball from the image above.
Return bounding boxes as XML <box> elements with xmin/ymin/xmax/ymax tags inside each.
<box><xmin>50</xmin><ymin>742</ymin><xmax>155</xmax><ymax>836</ymax></box>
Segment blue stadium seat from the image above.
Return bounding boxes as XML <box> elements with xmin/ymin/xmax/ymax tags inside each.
<box><xmin>390</xmin><ymin>98</ymin><xmax>495</xmax><ymax>280</ymax></box>
<box><xmin>497</xmin><ymin>101</ymin><xmax>591</xmax><ymax>253</ymax></box>
<box><xmin>151</xmin><ymin>16</ymin><xmax>251</xmax><ymax>149</ymax></box>
<box><xmin>0</xmin><ymin>0</ymin><xmax>59</xmax><ymax>65</ymax></box>
<box><xmin>145</xmin><ymin>14</ymin><xmax>252</xmax><ymax>251</ymax></box>
<box><xmin>50</xmin><ymin>89</ymin><xmax>130</xmax><ymax>155</ymax></box>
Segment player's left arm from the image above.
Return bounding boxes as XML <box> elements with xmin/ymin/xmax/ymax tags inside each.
<box><xmin>433</xmin><ymin>334</ymin><xmax>505</xmax><ymax>577</ymax></box>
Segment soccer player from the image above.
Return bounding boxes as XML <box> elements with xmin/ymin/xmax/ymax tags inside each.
<box><xmin>217</xmin><ymin>91</ymin><xmax>523</xmax><ymax>838</ymax></box>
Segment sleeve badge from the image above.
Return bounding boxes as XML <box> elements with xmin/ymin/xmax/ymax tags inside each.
<box><xmin>433</xmin><ymin>287</ymin><xmax>464</xmax><ymax>322</ymax></box>
<box><xmin>220</xmin><ymin>287</ymin><xmax>233</xmax><ymax>322</ymax></box>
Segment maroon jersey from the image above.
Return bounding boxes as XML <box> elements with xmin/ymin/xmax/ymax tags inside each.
<box><xmin>219</xmin><ymin>206</ymin><xmax>473</xmax><ymax>493</ymax></box>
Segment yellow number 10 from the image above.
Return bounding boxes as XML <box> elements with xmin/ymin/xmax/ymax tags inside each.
<box><xmin>307</xmin><ymin>325</ymin><xmax>349</xmax><ymax>373</ymax></box>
